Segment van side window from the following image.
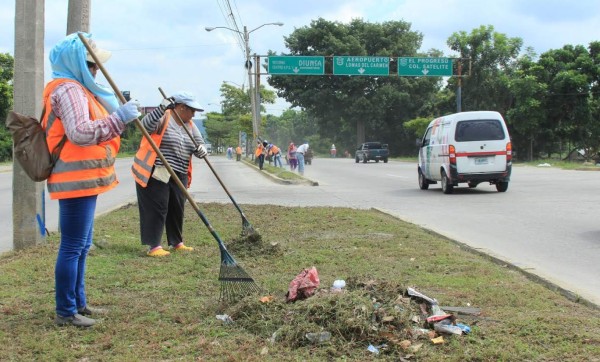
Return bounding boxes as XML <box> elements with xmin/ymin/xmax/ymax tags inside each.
<box><xmin>422</xmin><ymin>127</ymin><xmax>432</xmax><ymax>147</ymax></box>
<box><xmin>455</xmin><ymin>119</ymin><xmax>505</xmax><ymax>141</ymax></box>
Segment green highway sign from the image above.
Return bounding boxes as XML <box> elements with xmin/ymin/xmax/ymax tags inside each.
<box><xmin>398</xmin><ymin>57</ymin><xmax>453</xmax><ymax>76</ymax></box>
<box><xmin>333</xmin><ymin>56</ymin><xmax>390</xmax><ymax>76</ymax></box>
<box><xmin>268</xmin><ymin>56</ymin><xmax>325</xmax><ymax>75</ymax></box>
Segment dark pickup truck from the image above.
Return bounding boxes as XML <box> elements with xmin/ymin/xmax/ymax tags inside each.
<box><xmin>355</xmin><ymin>142</ymin><xmax>389</xmax><ymax>163</ymax></box>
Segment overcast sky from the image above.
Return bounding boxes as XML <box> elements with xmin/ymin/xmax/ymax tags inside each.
<box><xmin>1</xmin><ymin>0</ymin><xmax>599</xmax><ymax>115</ymax></box>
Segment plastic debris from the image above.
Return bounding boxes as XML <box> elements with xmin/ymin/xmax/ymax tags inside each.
<box><xmin>431</xmin><ymin>336</ymin><xmax>445</xmax><ymax>344</ymax></box>
<box><xmin>407</xmin><ymin>287</ymin><xmax>438</xmax><ymax>305</ymax></box>
<box><xmin>456</xmin><ymin>323</ymin><xmax>471</xmax><ymax>334</ymax></box>
<box><xmin>260</xmin><ymin>295</ymin><xmax>275</xmax><ymax>303</ymax></box>
<box><xmin>305</xmin><ymin>331</ymin><xmax>331</xmax><ymax>344</ymax></box>
<box><xmin>286</xmin><ymin>267</ymin><xmax>320</xmax><ymax>302</ymax></box>
<box><xmin>433</xmin><ymin>320</ymin><xmax>463</xmax><ymax>335</ymax></box>
<box><xmin>332</xmin><ymin>279</ymin><xmax>346</xmax><ymax>290</ymax></box>
<box><xmin>367</xmin><ymin>344</ymin><xmax>380</xmax><ymax>354</ymax></box>
<box><xmin>216</xmin><ymin>314</ymin><xmax>234</xmax><ymax>324</ymax></box>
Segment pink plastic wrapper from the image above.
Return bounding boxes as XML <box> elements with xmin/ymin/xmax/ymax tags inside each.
<box><xmin>286</xmin><ymin>267</ymin><xmax>320</xmax><ymax>302</ymax></box>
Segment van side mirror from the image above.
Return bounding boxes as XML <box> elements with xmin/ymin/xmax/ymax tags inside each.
<box><xmin>415</xmin><ymin>138</ymin><xmax>422</xmax><ymax>147</ymax></box>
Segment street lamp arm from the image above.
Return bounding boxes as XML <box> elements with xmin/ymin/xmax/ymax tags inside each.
<box><xmin>248</xmin><ymin>22</ymin><xmax>284</xmax><ymax>34</ymax></box>
<box><xmin>204</xmin><ymin>26</ymin><xmax>242</xmax><ymax>35</ymax></box>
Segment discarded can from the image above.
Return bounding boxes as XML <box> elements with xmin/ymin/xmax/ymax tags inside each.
<box><xmin>305</xmin><ymin>331</ymin><xmax>331</xmax><ymax>343</ymax></box>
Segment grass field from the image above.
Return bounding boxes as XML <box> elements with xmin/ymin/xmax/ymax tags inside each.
<box><xmin>1</xmin><ymin>202</ymin><xmax>600</xmax><ymax>361</ymax></box>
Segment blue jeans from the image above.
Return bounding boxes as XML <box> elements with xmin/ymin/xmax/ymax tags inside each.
<box><xmin>55</xmin><ymin>195</ymin><xmax>97</xmax><ymax>317</ymax></box>
<box><xmin>296</xmin><ymin>153</ymin><xmax>305</xmax><ymax>175</ymax></box>
<box><xmin>273</xmin><ymin>153</ymin><xmax>283</xmax><ymax>167</ymax></box>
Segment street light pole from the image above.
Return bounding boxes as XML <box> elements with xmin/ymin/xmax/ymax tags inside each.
<box><xmin>205</xmin><ymin>22</ymin><xmax>283</xmax><ymax>145</ymax></box>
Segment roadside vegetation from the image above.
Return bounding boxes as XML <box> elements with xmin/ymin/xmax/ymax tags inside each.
<box><xmin>1</xmin><ymin>203</ymin><xmax>599</xmax><ymax>361</ymax></box>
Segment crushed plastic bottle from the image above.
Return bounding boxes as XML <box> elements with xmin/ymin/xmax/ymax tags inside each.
<box><xmin>216</xmin><ymin>314</ymin><xmax>234</xmax><ymax>324</ymax></box>
<box><xmin>367</xmin><ymin>344</ymin><xmax>380</xmax><ymax>354</ymax></box>
<box><xmin>433</xmin><ymin>320</ymin><xmax>463</xmax><ymax>335</ymax></box>
<box><xmin>456</xmin><ymin>323</ymin><xmax>471</xmax><ymax>334</ymax></box>
<box><xmin>305</xmin><ymin>331</ymin><xmax>331</xmax><ymax>343</ymax></box>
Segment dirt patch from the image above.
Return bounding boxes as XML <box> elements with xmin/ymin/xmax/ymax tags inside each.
<box><xmin>226</xmin><ymin>232</ymin><xmax>282</xmax><ymax>257</ymax></box>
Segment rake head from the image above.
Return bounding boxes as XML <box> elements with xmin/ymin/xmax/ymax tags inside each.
<box><xmin>241</xmin><ymin>217</ymin><xmax>257</xmax><ymax>237</ymax></box>
<box><xmin>218</xmin><ymin>245</ymin><xmax>261</xmax><ymax>302</ymax></box>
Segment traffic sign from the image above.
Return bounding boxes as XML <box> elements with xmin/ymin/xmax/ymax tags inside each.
<box><xmin>268</xmin><ymin>56</ymin><xmax>325</xmax><ymax>75</ymax></box>
<box><xmin>333</xmin><ymin>56</ymin><xmax>390</xmax><ymax>76</ymax></box>
<box><xmin>398</xmin><ymin>57</ymin><xmax>453</xmax><ymax>76</ymax></box>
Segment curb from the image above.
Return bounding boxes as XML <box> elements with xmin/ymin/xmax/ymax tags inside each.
<box><xmin>372</xmin><ymin>207</ymin><xmax>600</xmax><ymax>311</ymax></box>
<box><xmin>241</xmin><ymin>159</ymin><xmax>319</xmax><ymax>186</ymax></box>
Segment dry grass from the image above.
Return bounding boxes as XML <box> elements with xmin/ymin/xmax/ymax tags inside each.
<box><xmin>1</xmin><ymin>203</ymin><xmax>599</xmax><ymax>361</ymax></box>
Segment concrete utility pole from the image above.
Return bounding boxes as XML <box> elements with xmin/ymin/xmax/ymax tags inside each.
<box><xmin>67</xmin><ymin>0</ymin><xmax>91</xmax><ymax>34</ymax></box>
<box><xmin>242</xmin><ymin>26</ymin><xmax>259</xmax><ymax>144</ymax></box>
<box><xmin>12</xmin><ymin>0</ymin><xmax>46</xmax><ymax>250</ymax></box>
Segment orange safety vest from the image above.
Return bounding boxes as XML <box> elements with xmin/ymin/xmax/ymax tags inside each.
<box><xmin>254</xmin><ymin>143</ymin><xmax>264</xmax><ymax>158</ymax></box>
<box><xmin>236</xmin><ymin>146</ymin><xmax>242</xmax><ymax>155</ymax></box>
<box><xmin>42</xmin><ymin>79</ymin><xmax>120</xmax><ymax>200</ymax></box>
<box><xmin>131</xmin><ymin>110</ymin><xmax>193</xmax><ymax>188</ymax></box>
<box><xmin>269</xmin><ymin>145</ymin><xmax>280</xmax><ymax>155</ymax></box>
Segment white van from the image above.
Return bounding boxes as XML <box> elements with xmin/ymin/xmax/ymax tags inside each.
<box><xmin>417</xmin><ymin>111</ymin><xmax>512</xmax><ymax>194</ymax></box>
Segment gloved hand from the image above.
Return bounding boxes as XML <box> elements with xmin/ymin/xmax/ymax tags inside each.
<box><xmin>159</xmin><ymin>97</ymin><xmax>176</xmax><ymax>111</ymax></box>
<box><xmin>195</xmin><ymin>144</ymin><xmax>208</xmax><ymax>158</ymax></box>
<box><xmin>115</xmin><ymin>99</ymin><xmax>141</xmax><ymax>124</ymax></box>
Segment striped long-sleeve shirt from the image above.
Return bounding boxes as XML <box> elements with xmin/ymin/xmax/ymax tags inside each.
<box><xmin>140</xmin><ymin>107</ymin><xmax>205</xmax><ymax>174</ymax></box>
<box><xmin>50</xmin><ymin>82</ymin><xmax>125</xmax><ymax>146</ymax></box>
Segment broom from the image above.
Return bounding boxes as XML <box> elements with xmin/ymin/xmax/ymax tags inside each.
<box><xmin>78</xmin><ymin>33</ymin><xmax>260</xmax><ymax>301</ymax></box>
<box><xmin>158</xmin><ymin>87</ymin><xmax>256</xmax><ymax>237</ymax></box>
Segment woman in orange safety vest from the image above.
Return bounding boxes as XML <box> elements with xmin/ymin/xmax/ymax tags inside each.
<box><xmin>45</xmin><ymin>33</ymin><xmax>140</xmax><ymax>328</ymax></box>
<box><xmin>132</xmin><ymin>91</ymin><xmax>207</xmax><ymax>257</ymax></box>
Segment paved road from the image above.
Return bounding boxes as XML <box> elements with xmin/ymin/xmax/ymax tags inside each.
<box><xmin>2</xmin><ymin>157</ymin><xmax>599</xmax><ymax>307</ymax></box>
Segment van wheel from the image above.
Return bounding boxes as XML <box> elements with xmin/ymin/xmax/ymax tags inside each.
<box><xmin>418</xmin><ymin>169</ymin><xmax>429</xmax><ymax>190</ymax></box>
<box><xmin>363</xmin><ymin>156</ymin><xmax>367</xmax><ymax>163</ymax></box>
<box><xmin>355</xmin><ymin>157</ymin><xmax>359</xmax><ymax>163</ymax></box>
<box><xmin>383</xmin><ymin>158</ymin><xmax>388</xmax><ymax>163</ymax></box>
<box><xmin>496</xmin><ymin>181</ymin><xmax>509</xmax><ymax>192</ymax></box>
<box><xmin>468</xmin><ymin>181</ymin><xmax>478</xmax><ymax>188</ymax></box>
<box><xmin>441</xmin><ymin>170</ymin><xmax>454</xmax><ymax>194</ymax></box>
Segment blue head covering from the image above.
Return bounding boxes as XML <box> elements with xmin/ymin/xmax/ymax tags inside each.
<box><xmin>49</xmin><ymin>32</ymin><xmax>119</xmax><ymax>113</ymax></box>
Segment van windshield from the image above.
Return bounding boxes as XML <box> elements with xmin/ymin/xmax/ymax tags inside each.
<box><xmin>455</xmin><ymin>119</ymin><xmax>505</xmax><ymax>142</ymax></box>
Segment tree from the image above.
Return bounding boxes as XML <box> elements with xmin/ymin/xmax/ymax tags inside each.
<box><xmin>506</xmin><ymin>51</ymin><xmax>548</xmax><ymax>161</ymax></box>
<box><xmin>535</xmin><ymin>45</ymin><xmax>596</xmax><ymax>158</ymax></box>
<box><xmin>446</xmin><ymin>25</ymin><xmax>523</xmax><ymax>115</ymax></box>
<box><xmin>268</xmin><ymin>18</ymin><xmax>442</xmax><ymax>155</ymax></box>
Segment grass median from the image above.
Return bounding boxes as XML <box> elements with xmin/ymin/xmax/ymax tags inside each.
<box><xmin>1</xmin><ymin>203</ymin><xmax>599</xmax><ymax>361</ymax></box>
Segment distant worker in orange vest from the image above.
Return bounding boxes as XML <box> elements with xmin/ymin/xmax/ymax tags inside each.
<box><xmin>44</xmin><ymin>33</ymin><xmax>141</xmax><ymax>328</ymax></box>
<box><xmin>132</xmin><ymin>91</ymin><xmax>207</xmax><ymax>258</ymax></box>
<box><xmin>267</xmin><ymin>143</ymin><xmax>283</xmax><ymax>168</ymax></box>
<box><xmin>236</xmin><ymin>145</ymin><xmax>242</xmax><ymax>161</ymax></box>
<box><xmin>255</xmin><ymin>140</ymin><xmax>266</xmax><ymax>170</ymax></box>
